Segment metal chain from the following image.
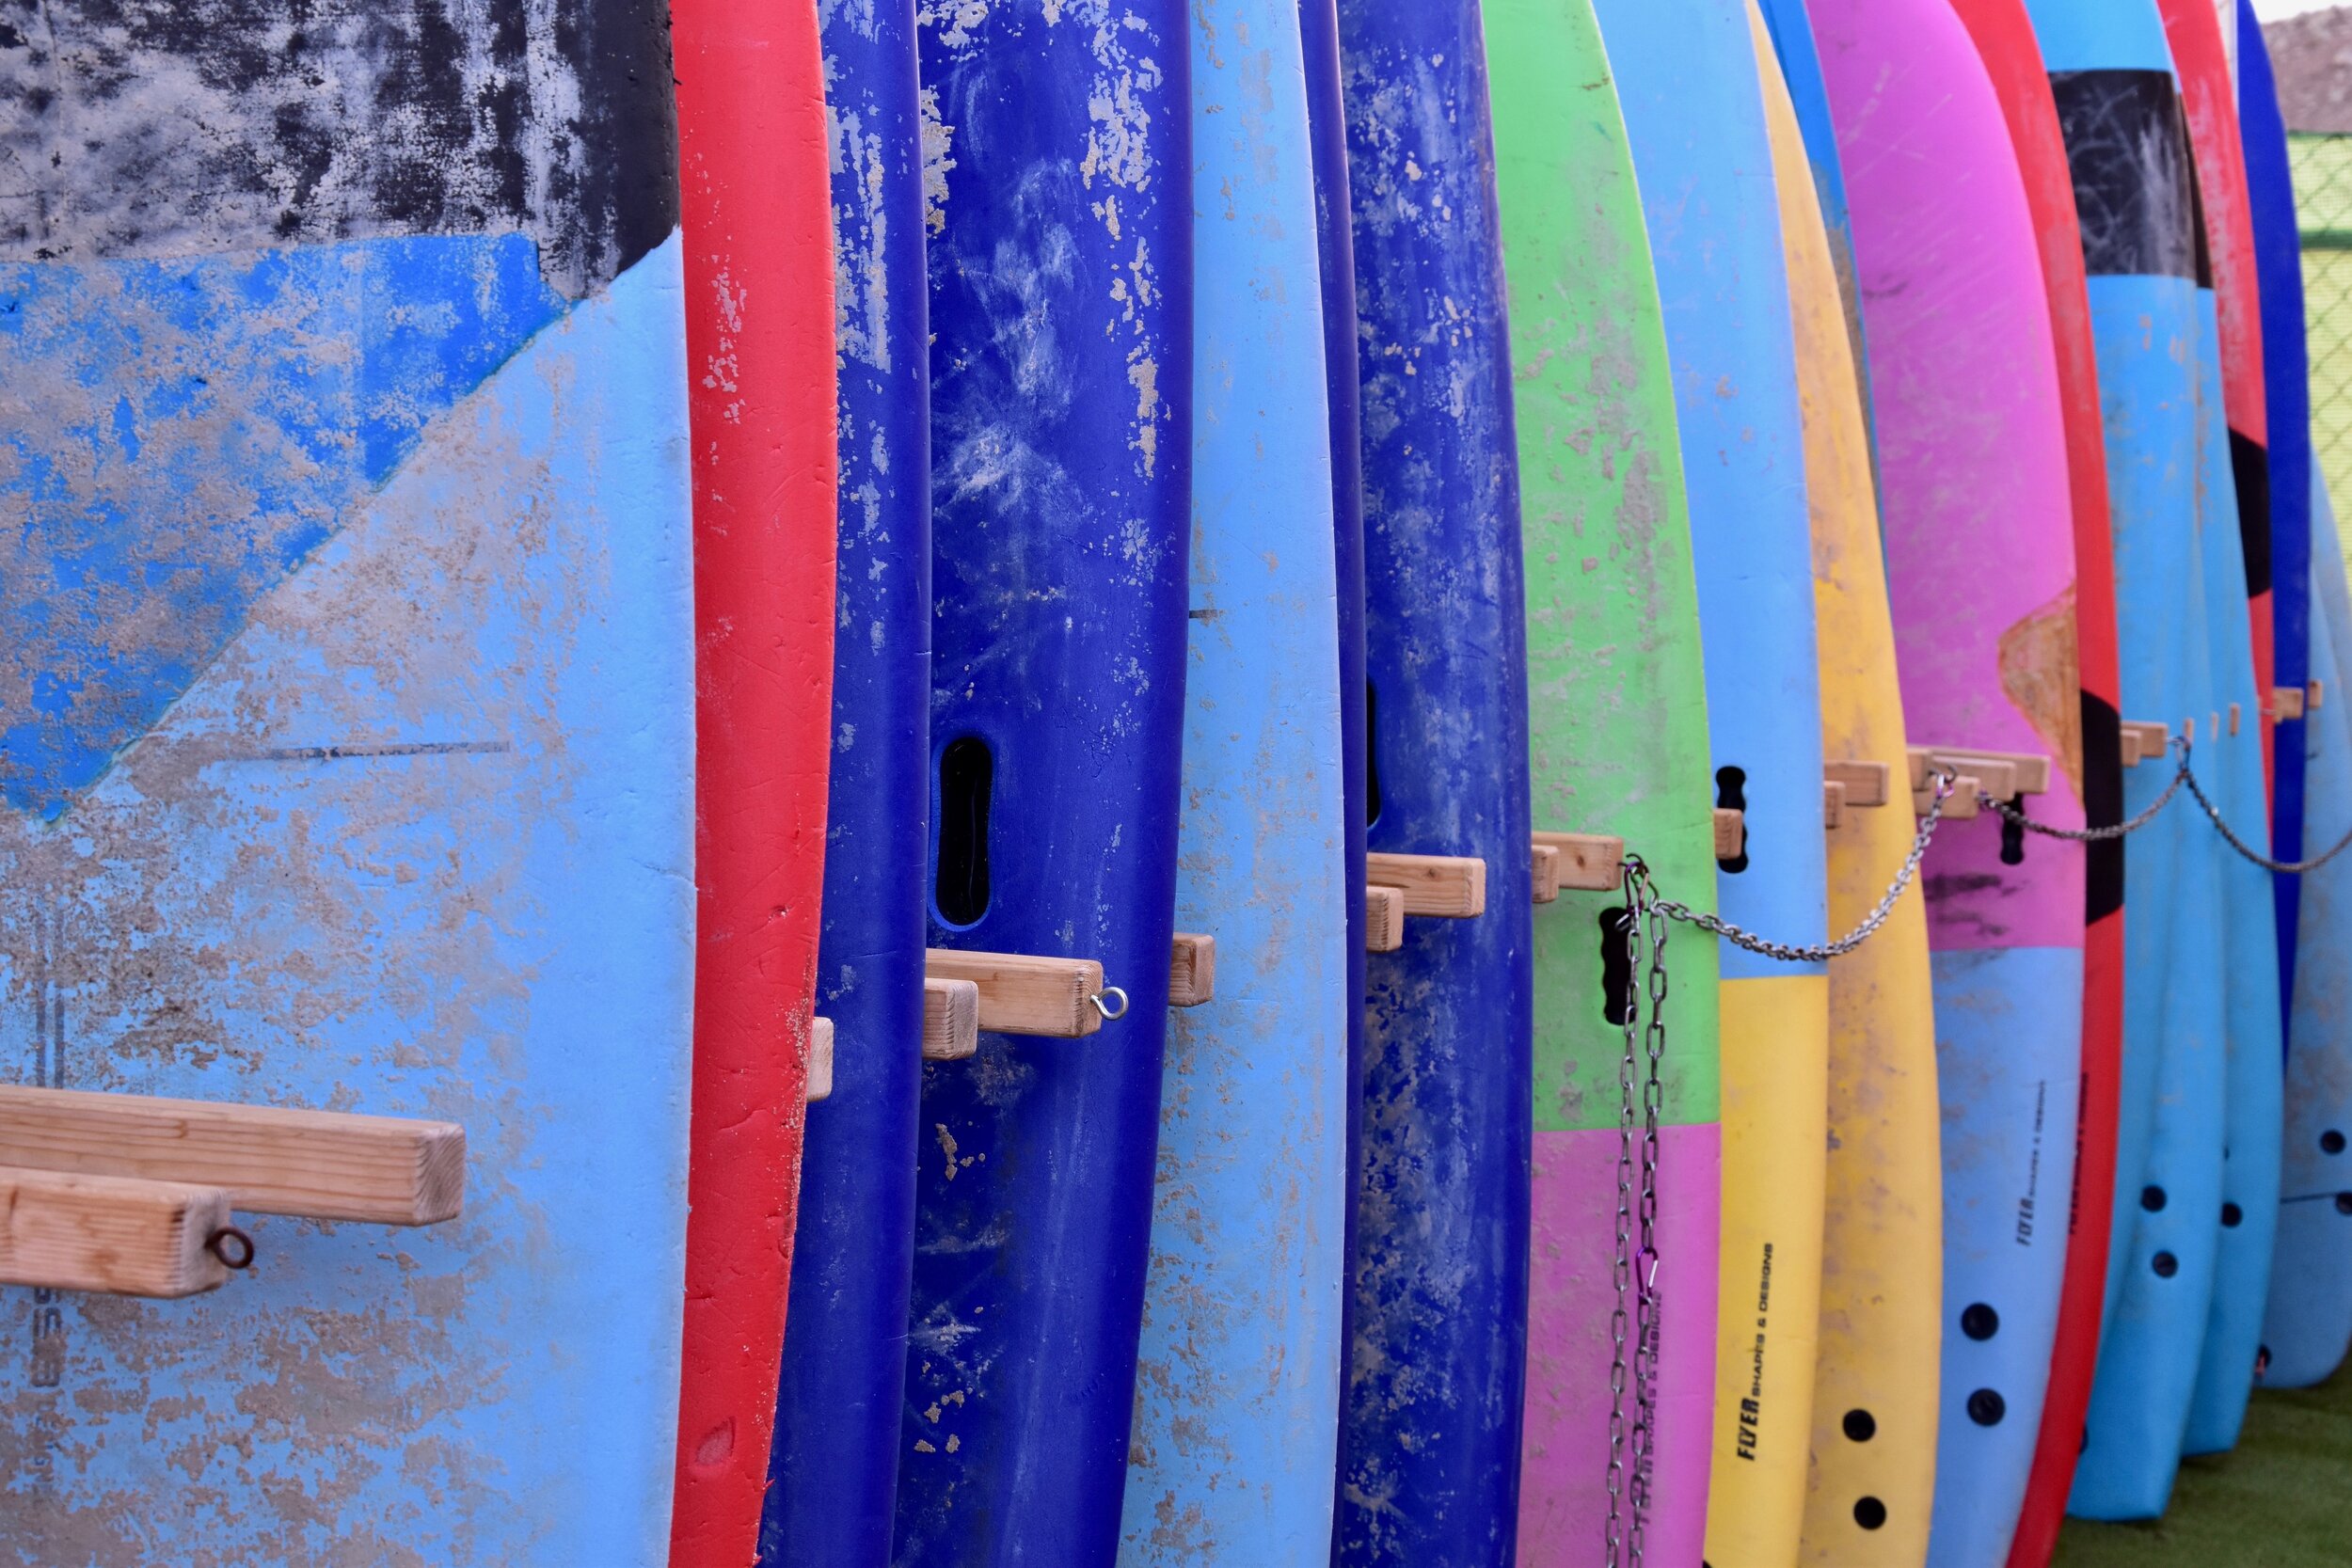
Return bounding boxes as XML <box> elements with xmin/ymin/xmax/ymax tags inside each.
<box><xmin>1603</xmin><ymin>858</ymin><xmax>1642</xmax><ymax>1568</ymax></box>
<box><xmin>2181</xmin><ymin>764</ymin><xmax>2352</xmax><ymax>873</ymax></box>
<box><xmin>1629</xmin><ymin>867</ymin><xmax>1669</xmax><ymax>1568</ymax></box>
<box><xmin>1980</xmin><ymin>744</ymin><xmax>2189</xmax><ymax>843</ymax></box>
<box><xmin>1647</xmin><ymin>773</ymin><xmax>1957</xmax><ymax>961</ymax></box>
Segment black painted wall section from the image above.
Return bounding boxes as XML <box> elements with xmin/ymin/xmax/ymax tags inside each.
<box><xmin>0</xmin><ymin>0</ymin><xmax>678</xmax><ymax>294</ymax></box>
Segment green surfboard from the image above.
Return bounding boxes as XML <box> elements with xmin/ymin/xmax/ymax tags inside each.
<box><xmin>1484</xmin><ymin>3</ymin><xmax>1724</xmax><ymax>1557</ymax></box>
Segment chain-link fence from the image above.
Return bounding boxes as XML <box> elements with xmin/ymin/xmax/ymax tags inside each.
<box><xmin>2292</xmin><ymin>132</ymin><xmax>2352</xmax><ymax>567</ymax></box>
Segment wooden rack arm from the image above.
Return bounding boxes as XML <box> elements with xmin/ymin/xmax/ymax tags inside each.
<box><xmin>923</xmin><ymin>978</ymin><xmax>981</xmax><ymax>1061</ymax></box>
<box><xmin>0</xmin><ymin>1085</ymin><xmax>463</xmax><ymax>1227</ymax></box>
<box><xmin>923</xmin><ymin>951</ymin><xmax>1106</xmax><ymax>1038</ymax></box>
<box><xmin>804</xmin><ymin>1018</ymin><xmax>835</xmax><ymax>1103</ymax></box>
<box><xmin>1365</xmin><ymin>852</ymin><xmax>1486</xmax><ymax>918</ymax></box>
<box><xmin>1534</xmin><ymin>832</ymin><xmax>1625</xmax><ymax>894</ymax></box>
<box><xmin>1823</xmin><ymin>781</ymin><xmax>1847</xmax><ymax>830</ymax></box>
<box><xmin>1364</xmin><ymin>886</ymin><xmax>1405</xmax><ymax>953</ymax></box>
<box><xmin>1824</xmin><ymin>760</ymin><xmax>1892</xmax><ymax>808</ymax></box>
<box><xmin>0</xmin><ymin>1166</ymin><xmax>237</xmax><ymax>1299</ymax></box>
<box><xmin>1168</xmin><ymin>934</ymin><xmax>1216</xmax><ymax>1007</ymax></box>
<box><xmin>1712</xmin><ymin>809</ymin><xmax>1744</xmax><ymax>860</ymax></box>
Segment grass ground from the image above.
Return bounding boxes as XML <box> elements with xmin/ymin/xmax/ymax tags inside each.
<box><xmin>2052</xmin><ymin>1359</ymin><xmax>2352</xmax><ymax>1567</ymax></box>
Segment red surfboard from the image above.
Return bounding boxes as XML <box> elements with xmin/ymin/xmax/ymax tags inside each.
<box><xmin>669</xmin><ymin>1</ymin><xmax>839</xmax><ymax>1561</ymax></box>
<box><xmin>1943</xmin><ymin>7</ymin><xmax>2127</xmax><ymax>1566</ymax></box>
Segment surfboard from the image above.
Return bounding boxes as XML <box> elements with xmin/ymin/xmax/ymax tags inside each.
<box><xmin>1939</xmin><ymin>7</ymin><xmax>2129</xmax><ymax>1562</ymax></box>
<box><xmin>1330</xmin><ymin>4</ymin><xmax>1537</xmax><ymax>1561</ymax></box>
<box><xmin>670</xmin><ymin>6</ymin><xmax>841</xmax><ymax>1556</ymax></box>
<box><xmin>1483</xmin><ymin>4</ymin><xmax>1720</xmax><ymax>1563</ymax></box>
<box><xmin>1759</xmin><ymin>12</ymin><xmax>1947</xmax><ymax>1563</ymax></box>
<box><xmin>1298</xmin><ymin>5</ymin><xmax>1372</xmax><ymax>1526</ymax></box>
<box><xmin>760</xmin><ymin>3</ymin><xmax>930</xmax><ymax>1562</ymax></box>
<box><xmin>2160</xmin><ymin>0</ymin><xmax>2287</xmax><ymax>1463</ymax></box>
<box><xmin>1754</xmin><ymin>0</ymin><xmax>1877</xmax><ymax>455</ymax></box>
<box><xmin>0</xmin><ymin>4</ymin><xmax>724</xmax><ymax>1560</ymax></box>
<box><xmin>2266</xmin><ymin>470</ymin><xmax>2352</xmax><ymax>1387</ymax></box>
<box><xmin>2024</xmin><ymin>0</ymin><xmax>2229</xmax><ymax>1525</ymax></box>
<box><xmin>1117</xmin><ymin>5</ymin><xmax>1349</xmax><ymax>1560</ymax></box>
<box><xmin>1753</xmin><ymin>18</ymin><xmax>1925</xmax><ymax>1567</ymax></box>
<box><xmin>2240</xmin><ymin>0</ymin><xmax>2314</xmax><ymax>1017</ymax></box>
<box><xmin>1815</xmin><ymin>4</ymin><xmax>2092</xmax><ymax>1563</ymax></box>
<box><xmin>1584</xmin><ymin>8</ymin><xmax>1830</xmax><ymax>1559</ymax></box>
<box><xmin>894</xmin><ymin>3</ymin><xmax>1193</xmax><ymax>1560</ymax></box>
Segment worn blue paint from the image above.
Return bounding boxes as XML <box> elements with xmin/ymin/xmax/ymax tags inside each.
<box><xmin>761</xmin><ymin>2</ymin><xmax>931</xmax><ymax>1563</ymax></box>
<box><xmin>1116</xmin><ymin>6</ymin><xmax>1347</xmax><ymax>1560</ymax></box>
<box><xmin>1298</xmin><ymin>0</ymin><xmax>1372</xmax><ymax>1532</ymax></box>
<box><xmin>2183</xmin><ymin>288</ymin><xmax>2285</xmax><ymax>1455</ymax></box>
<box><xmin>1921</xmin><ymin>945</ymin><xmax>2085</xmax><ymax>1567</ymax></box>
<box><xmin>0</xmin><ymin>236</ymin><xmax>563</xmax><ymax>820</ymax></box>
<box><xmin>1592</xmin><ymin>0</ymin><xmax>1828</xmax><ymax>976</ymax></box>
<box><xmin>2265</xmin><ymin>468</ymin><xmax>2352</xmax><ymax>1387</ymax></box>
<box><xmin>894</xmin><ymin>4</ymin><xmax>1193</xmax><ymax>1562</ymax></box>
<box><xmin>2239</xmin><ymin>0</ymin><xmax>2313</xmax><ymax>1027</ymax></box>
<box><xmin>1328</xmin><ymin>5</ymin><xmax>1534</xmax><ymax>1564</ymax></box>
<box><xmin>0</xmin><ymin>238</ymin><xmax>695</xmax><ymax>1560</ymax></box>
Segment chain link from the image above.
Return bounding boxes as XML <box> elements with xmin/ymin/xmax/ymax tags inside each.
<box><xmin>2181</xmin><ymin>761</ymin><xmax>2352</xmax><ymax>873</ymax></box>
<box><xmin>1647</xmin><ymin>773</ymin><xmax>1957</xmax><ymax>961</ymax></box>
<box><xmin>1979</xmin><ymin>744</ymin><xmax>2188</xmax><ymax>843</ymax></box>
<box><xmin>1603</xmin><ymin>857</ymin><xmax>1641</xmax><ymax>1568</ymax></box>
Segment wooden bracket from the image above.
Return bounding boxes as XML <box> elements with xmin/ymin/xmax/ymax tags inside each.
<box><xmin>1911</xmin><ymin>746</ymin><xmax>2048</xmax><ymax>800</ymax></box>
<box><xmin>923</xmin><ymin>978</ymin><xmax>981</xmax><ymax>1061</ymax></box>
<box><xmin>1168</xmin><ymin>933</ymin><xmax>1216</xmax><ymax>1007</ymax></box>
<box><xmin>2312</xmin><ymin>678</ymin><xmax>2328</xmax><ymax>712</ymax></box>
<box><xmin>923</xmin><ymin>950</ymin><xmax>1105</xmax><ymax>1038</ymax></box>
<box><xmin>805</xmin><ymin>1017</ymin><xmax>836</xmax><ymax>1103</ymax></box>
<box><xmin>1365</xmin><ymin>886</ymin><xmax>1406</xmax><ymax>953</ymax></box>
<box><xmin>1712</xmin><ymin>808</ymin><xmax>1744</xmax><ymax>860</ymax></box>
<box><xmin>1366</xmin><ymin>853</ymin><xmax>1486</xmax><ymax>918</ymax></box>
<box><xmin>2276</xmin><ymin>685</ymin><xmax>2308</xmax><ymax>721</ymax></box>
<box><xmin>1531</xmin><ymin>844</ymin><xmax>1560</xmax><ymax>904</ymax></box>
<box><xmin>1825</xmin><ymin>760</ymin><xmax>1892</xmax><ymax>808</ymax></box>
<box><xmin>2119</xmin><ymin>721</ymin><xmax>2169</xmax><ymax>767</ymax></box>
<box><xmin>1824</xmin><ymin>780</ymin><xmax>1847</xmax><ymax>830</ymax></box>
<box><xmin>0</xmin><ymin>1085</ymin><xmax>464</xmax><ymax>1226</ymax></box>
<box><xmin>1913</xmin><ymin>776</ymin><xmax>1981</xmax><ymax>819</ymax></box>
<box><xmin>0</xmin><ymin>1167</ymin><xmax>236</xmax><ymax>1299</ymax></box>
<box><xmin>1534</xmin><ymin>832</ymin><xmax>1625</xmax><ymax>894</ymax></box>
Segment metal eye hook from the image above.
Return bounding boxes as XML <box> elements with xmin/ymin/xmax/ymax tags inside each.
<box><xmin>1089</xmin><ymin>986</ymin><xmax>1131</xmax><ymax>1022</ymax></box>
<box><xmin>207</xmin><ymin>1227</ymin><xmax>256</xmax><ymax>1271</ymax></box>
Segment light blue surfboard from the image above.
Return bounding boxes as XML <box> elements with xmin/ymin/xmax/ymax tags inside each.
<box><xmin>0</xmin><ymin>4</ymin><xmax>697</xmax><ymax>1557</ymax></box>
<box><xmin>2265</xmin><ymin>469</ymin><xmax>2352</xmax><ymax>1386</ymax></box>
<box><xmin>1117</xmin><ymin>1</ymin><xmax>1350</xmax><ymax>1561</ymax></box>
<box><xmin>2182</xmin><ymin>186</ymin><xmax>2285</xmax><ymax>1458</ymax></box>
<box><xmin>2027</xmin><ymin>0</ymin><xmax>2232</xmax><ymax>1520</ymax></box>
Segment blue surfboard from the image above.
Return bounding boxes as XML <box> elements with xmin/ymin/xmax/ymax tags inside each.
<box><xmin>2182</xmin><ymin>142</ymin><xmax>2285</xmax><ymax>1459</ymax></box>
<box><xmin>762</xmin><ymin>4</ymin><xmax>931</xmax><ymax>1563</ymax></box>
<box><xmin>2265</xmin><ymin>469</ymin><xmax>2352</xmax><ymax>1387</ymax></box>
<box><xmin>2241</xmin><ymin>0</ymin><xmax>2315</xmax><ymax>1013</ymax></box>
<box><xmin>0</xmin><ymin>4</ymin><xmax>697</xmax><ymax>1558</ymax></box>
<box><xmin>1300</xmin><ymin>0</ymin><xmax>1374</xmax><ymax>1521</ymax></box>
<box><xmin>1329</xmin><ymin>4</ymin><xmax>1536</xmax><ymax>1563</ymax></box>
<box><xmin>2027</xmin><ymin>0</ymin><xmax>2231</xmax><ymax>1520</ymax></box>
<box><xmin>894</xmin><ymin>4</ymin><xmax>1194</xmax><ymax>1561</ymax></box>
<box><xmin>1117</xmin><ymin>3</ymin><xmax>1349</xmax><ymax>1560</ymax></box>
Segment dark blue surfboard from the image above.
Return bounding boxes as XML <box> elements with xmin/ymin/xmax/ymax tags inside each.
<box><xmin>2027</xmin><ymin>0</ymin><xmax>2230</xmax><ymax>1520</ymax></box>
<box><xmin>893</xmin><ymin>5</ymin><xmax>1192</xmax><ymax>1563</ymax></box>
<box><xmin>0</xmin><ymin>3</ymin><xmax>698</xmax><ymax>1558</ymax></box>
<box><xmin>1300</xmin><ymin>0</ymin><xmax>1372</xmax><ymax>1481</ymax></box>
<box><xmin>1329</xmin><ymin>3</ymin><xmax>1535</xmax><ymax>1564</ymax></box>
<box><xmin>762</xmin><ymin>3</ymin><xmax>930</xmax><ymax>1563</ymax></box>
<box><xmin>2240</xmin><ymin>0</ymin><xmax>2314</xmax><ymax>1015</ymax></box>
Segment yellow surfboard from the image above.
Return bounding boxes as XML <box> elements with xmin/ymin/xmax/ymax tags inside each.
<box><xmin>1702</xmin><ymin>11</ymin><xmax>1836</xmax><ymax>1565</ymax></box>
<box><xmin>1743</xmin><ymin>9</ymin><xmax>1947</xmax><ymax>1566</ymax></box>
